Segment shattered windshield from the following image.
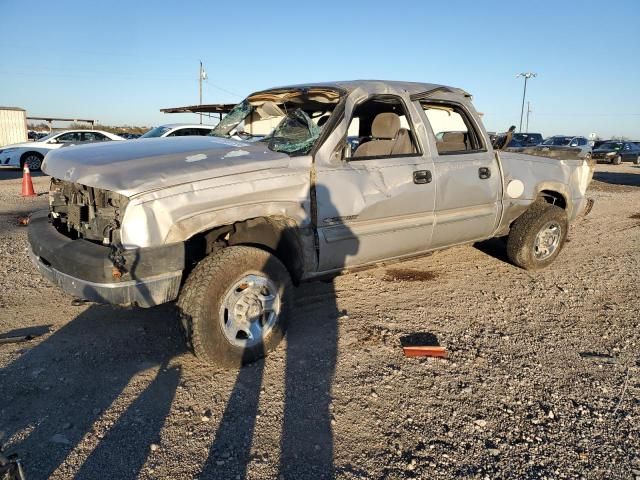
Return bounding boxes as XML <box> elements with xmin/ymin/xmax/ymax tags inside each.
<box><xmin>267</xmin><ymin>109</ymin><xmax>321</xmax><ymax>154</ymax></box>
<box><xmin>208</xmin><ymin>87</ymin><xmax>342</xmax><ymax>155</ymax></box>
<box><xmin>210</xmin><ymin>100</ymin><xmax>253</xmax><ymax>137</ymax></box>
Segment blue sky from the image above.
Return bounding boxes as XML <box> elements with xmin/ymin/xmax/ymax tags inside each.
<box><xmin>1</xmin><ymin>0</ymin><xmax>639</xmax><ymax>138</ymax></box>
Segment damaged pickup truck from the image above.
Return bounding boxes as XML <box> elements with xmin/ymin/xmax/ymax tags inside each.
<box><xmin>28</xmin><ymin>80</ymin><xmax>594</xmax><ymax>367</ymax></box>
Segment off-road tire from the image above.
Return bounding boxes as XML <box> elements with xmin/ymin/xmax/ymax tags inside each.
<box><xmin>612</xmin><ymin>155</ymin><xmax>622</xmax><ymax>165</ymax></box>
<box><xmin>20</xmin><ymin>152</ymin><xmax>43</xmax><ymax>171</ymax></box>
<box><xmin>177</xmin><ymin>246</ymin><xmax>292</xmax><ymax>367</ymax></box>
<box><xmin>506</xmin><ymin>201</ymin><xmax>569</xmax><ymax>271</ymax></box>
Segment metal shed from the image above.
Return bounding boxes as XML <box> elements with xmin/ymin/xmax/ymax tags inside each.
<box><xmin>0</xmin><ymin>107</ymin><xmax>27</xmax><ymax>147</ymax></box>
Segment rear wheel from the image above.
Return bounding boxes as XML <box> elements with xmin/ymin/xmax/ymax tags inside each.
<box><xmin>507</xmin><ymin>201</ymin><xmax>569</xmax><ymax>270</ymax></box>
<box><xmin>20</xmin><ymin>152</ymin><xmax>43</xmax><ymax>171</ymax></box>
<box><xmin>177</xmin><ymin>246</ymin><xmax>292</xmax><ymax>367</ymax></box>
<box><xmin>634</xmin><ymin>155</ymin><xmax>640</xmax><ymax>165</ymax></box>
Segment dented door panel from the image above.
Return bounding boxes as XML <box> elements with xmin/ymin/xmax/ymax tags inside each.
<box><xmin>430</xmin><ymin>152</ymin><xmax>502</xmax><ymax>248</ymax></box>
<box><xmin>315</xmin><ymin>157</ymin><xmax>436</xmax><ymax>270</ymax></box>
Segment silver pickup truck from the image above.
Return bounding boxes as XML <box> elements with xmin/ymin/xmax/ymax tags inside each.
<box><xmin>28</xmin><ymin>80</ymin><xmax>594</xmax><ymax>366</ymax></box>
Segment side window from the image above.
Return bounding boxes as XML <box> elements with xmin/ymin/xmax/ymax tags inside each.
<box><xmin>168</xmin><ymin>128</ymin><xmax>189</xmax><ymax>137</ymax></box>
<box><xmin>421</xmin><ymin>102</ymin><xmax>483</xmax><ymax>154</ymax></box>
<box><xmin>346</xmin><ymin>96</ymin><xmax>419</xmax><ymax>160</ymax></box>
<box><xmin>624</xmin><ymin>143</ymin><xmax>631</xmax><ymax>151</ymax></box>
<box><xmin>82</xmin><ymin>132</ymin><xmax>106</xmax><ymax>142</ymax></box>
<box><xmin>57</xmin><ymin>132</ymin><xmax>81</xmax><ymax>143</ymax></box>
<box><xmin>198</xmin><ymin>128</ymin><xmax>214</xmax><ymax>136</ymax></box>
<box><xmin>578</xmin><ymin>138</ymin><xmax>587</xmax><ymax>146</ymax></box>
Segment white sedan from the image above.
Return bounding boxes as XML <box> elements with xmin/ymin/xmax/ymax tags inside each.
<box><xmin>139</xmin><ymin>123</ymin><xmax>217</xmax><ymax>139</ymax></box>
<box><xmin>0</xmin><ymin>130</ymin><xmax>124</xmax><ymax>171</ymax></box>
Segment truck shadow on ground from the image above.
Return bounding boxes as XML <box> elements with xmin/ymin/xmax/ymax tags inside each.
<box><xmin>473</xmin><ymin>238</ymin><xmax>510</xmax><ymax>265</ymax></box>
<box><xmin>0</xmin><ymin>281</ymin><xmax>348</xmax><ymax>479</ymax></box>
<box><xmin>0</xmin><ymin>304</ymin><xmax>184</xmax><ymax>479</ymax></box>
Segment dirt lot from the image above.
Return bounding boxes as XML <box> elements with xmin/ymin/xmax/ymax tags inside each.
<box><xmin>0</xmin><ymin>164</ymin><xmax>638</xmax><ymax>480</ymax></box>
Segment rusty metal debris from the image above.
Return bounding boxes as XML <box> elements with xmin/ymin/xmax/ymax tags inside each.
<box><xmin>402</xmin><ymin>345</ymin><xmax>448</xmax><ymax>358</ymax></box>
<box><xmin>0</xmin><ymin>446</ymin><xmax>26</xmax><ymax>480</ymax></box>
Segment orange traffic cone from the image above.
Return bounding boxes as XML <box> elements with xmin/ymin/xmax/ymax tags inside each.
<box><xmin>21</xmin><ymin>163</ymin><xmax>37</xmax><ymax>197</ymax></box>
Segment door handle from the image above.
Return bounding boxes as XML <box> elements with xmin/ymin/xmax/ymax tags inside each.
<box><xmin>413</xmin><ymin>170</ymin><xmax>432</xmax><ymax>184</ymax></box>
<box><xmin>479</xmin><ymin>167</ymin><xmax>491</xmax><ymax>179</ymax></box>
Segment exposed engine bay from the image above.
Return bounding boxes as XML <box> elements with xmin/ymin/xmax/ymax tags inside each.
<box><xmin>49</xmin><ymin>178</ymin><xmax>128</xmax><ymax>245</ymax></box>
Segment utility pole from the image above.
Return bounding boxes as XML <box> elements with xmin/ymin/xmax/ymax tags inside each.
<box><xmin>525</xmin><ymin>101</ymin><xmax>532</xmax><ymax>133</ymax></box>
<box><xmin>199</xmin><ymin>61</ymin><xmax>207</xmax><ymax>125</ymax></box>
<box><xmin>516</xmin><ymin>72</ymin><xmax>537</xmax><ymax>133</ymax></box>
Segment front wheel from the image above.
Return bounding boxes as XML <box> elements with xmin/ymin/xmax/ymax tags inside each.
<box><xmin>506</xmin><ymin>202</ymin><xmax>569</xmax><ymax>270</ymax></box>
<box><xmin>612</xmin><ymin>155</ymin><xmax>622</xmax><ymax>165</ymax></box>
<box><xmin>177</xmin><ymin>246</ymin><xmax>292</xmax><ymax>367</ymax></box>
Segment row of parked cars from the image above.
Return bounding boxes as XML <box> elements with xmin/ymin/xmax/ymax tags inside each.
<box><xmin>498</xmin><ymin>132</ymin><xmax>640</xmax><ymax>165</ymax></box>
<box><xmin>0</xmin><ymin>123</ymin><xmax>218</xmax><ymax>171</ymax></box>
<box><xmin>6</xmin><ymin>121</ymin><xmax>639</xmax><ymax>172</ymax></box>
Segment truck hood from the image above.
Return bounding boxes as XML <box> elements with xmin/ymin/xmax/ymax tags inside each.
<box><xmin>42</xmin><ymin>136</ymin><xmax>291</xmax><ymax>197</ymax></box>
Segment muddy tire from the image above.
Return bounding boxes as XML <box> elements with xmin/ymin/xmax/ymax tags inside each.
<box><xmin>20</xmin><ymin>152</ymin><xmax>43</xmax><ymax>171</ymax></box>
<box><xmin>612</xmin><ymin>155</ymin><xmax>622</xmax><ymax>165</ymax></box>
<box><xmin>177</xmin><ymin>246</ymin><xmax>292</xmax><ymax>368</ymax></box>
<box><xmin>506</xmin><ymin>201</ymin><xmax>568</xmax><ymax>271</ymax></box>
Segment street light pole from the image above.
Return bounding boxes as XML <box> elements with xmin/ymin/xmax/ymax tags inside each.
<box><xmin>199</xmin><ymin>61</ymin><xmax>203</xmax><ymax>125</ymax></box>
<box><xmin>517</xmin><ymin>72</ymin><xmax>537</xmax><ymax>133</ymax></box>
<box><xmin>525</xmin><ymin>101</ymin><xmax>532</xmax><ymax>133</ymax></box>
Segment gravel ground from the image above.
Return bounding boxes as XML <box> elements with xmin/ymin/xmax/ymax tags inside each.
<box><xmin>0</xmin><ymin>164</ymin><xmax>638</xmax><ymax>480</ymax></box>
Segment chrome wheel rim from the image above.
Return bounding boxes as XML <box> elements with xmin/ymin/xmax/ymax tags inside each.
<box><xmin>534</xmin><ymin>222</ymin><xmax>562</xmax><ymax>260</ymax></box>
<box><xmin>219</xmin><ymin>274</ymin><xmax>281</xmax><ymax>348</ymax></box>
<box><xmin>24</xmin><ymin>155</ymin><xmax>41</xmax><ymax>170</ymax></box>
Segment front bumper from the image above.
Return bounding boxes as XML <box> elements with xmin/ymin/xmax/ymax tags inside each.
<box><xmin>28</xmin><ymin>210</ymin><xmax>184</xmax><ymax>307</ymax></box>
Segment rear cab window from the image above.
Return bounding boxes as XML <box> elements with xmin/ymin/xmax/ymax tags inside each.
<box><xmin>420</xmin><ymin>102</ymin><xmax>485</xmax><ymax>155</ymax></box>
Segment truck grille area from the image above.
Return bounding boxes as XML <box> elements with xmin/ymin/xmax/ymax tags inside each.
<box><xmin>49</xmin><ymin>178</ymin><xmax>128</xmax><ymax>245</ymax></box>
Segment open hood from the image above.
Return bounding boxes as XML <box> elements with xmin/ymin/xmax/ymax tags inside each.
<box><xmin>42</xmin><ymin>136</ymin><xmax>291</xmax><ymax>197</ymax></box>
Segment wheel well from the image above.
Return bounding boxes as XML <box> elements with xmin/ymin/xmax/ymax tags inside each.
<box><xmin>538</xmin><ymin>190</ymin><xmax>566</xmax><ymax>209</ymax></box>
<box><xmin>184</xmin><ymin>216</ymin><xmax>305</xmax><ymax>284</ymax></box>
<box><xmin>20</xmin><ymin>151</ymin><xmax>44</xmax><ymax>160</ymax></box>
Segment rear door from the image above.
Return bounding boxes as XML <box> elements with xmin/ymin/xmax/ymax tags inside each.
<box><xmin>622</xmin><ymin>143</ymin><xmax>635</xmax><ymax>161</ymax></box>
<box><xmin>418</xmin><ymin>100</ymin><xmax>501</xmax><ymax>248</ymax></box>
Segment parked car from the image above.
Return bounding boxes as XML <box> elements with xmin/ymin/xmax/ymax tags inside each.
<box><xmin>140</xmin><ymin>124</ymin><xmax>216</xmax><ymax>138</ymax></box>
<box><xmin>0</xmin><ymin>130</ymin><xmax>124</xmax><ymax>171</ymax></box>
<box><xmin>534</xmin><ymin>135</ymin><xmax>591</xmax><ymax>159</ymax></box>
<box><xmin>591</xmin><ymin>141</ymin><xmax>640</xmax><ymax>165</ymax></box>
<box><xmin>507</xmin><ymin>133</ymin><xmax>543</xmax><ymax>147</ymax></box>
<box><xmin>29</xmin><ymin>80</ymin><xmax>594</xmax><ymax>367</ymax></box>
<box><xmin>116</xmin><ymin>132</ymin><xmax>143</xmax><ymax>140</ymax></box>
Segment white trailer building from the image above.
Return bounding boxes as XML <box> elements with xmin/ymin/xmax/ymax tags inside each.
<box><xmin>0</xmin><ymin>107</ymin><xmax>27</xmax><ymax>147</ymax></box>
